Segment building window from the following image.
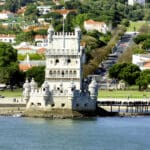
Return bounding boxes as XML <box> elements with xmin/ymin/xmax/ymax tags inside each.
<box><xmin>84</xmin><ymin>103</ymin><xmax>88</xmax><ymax>107</ymax></box>
<box><xmin>51</xmin><ymin>104</ymin><xmax>55</xmax><ymax>107</ymax></box>
<box><xmin>61</xmin><ymin>103</ymin><xmax>65</xmax><ymax>107</ymax></box>
<box><xmin>62</xmin><ymin>71</ymin><xmax>64</xmax><ymax>77</ymax></box>
<box><xmin>76</xmin><ymin>104</ymin><xmax>79</xmax><ymax>107</ymax></box>
<box><xmin>37</xmin><ymin>103</ymin><xmax>41</xmax><ymax>106</ymax></box>
<box><xmin>67</xmin><ymin>59</ymin><xmax>71</xmax><ymax>63</ymax></box>
<box><xmin>55</xmin><ymin>59</ymin><xmax>59</xmax><ymax>64</ymax></box>
<box><xmin>31</xmin><ymin>103</ymin><xmax>34</xmax><ymax>106</ymax></box>
<box><xmin>49</xmin><ymin>71</ymin><xmax>52</xmax><ymax>76</ymax></box>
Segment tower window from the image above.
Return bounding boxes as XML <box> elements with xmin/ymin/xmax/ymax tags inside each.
<box><xmin>67</xmin><ymin>59</ymin><xmax>71</xmax><ymax>63</ymax></box>
<box><xmin>49</xmin><ymin>71</ymin><xmax>52</xmax><ymax>75</ymax></box>
<box><xmin>37</xmin><ymin>103</ymin><xmax>41</xmax><ymax>106</ymax></box>
<box><xmin>51</xmin><ymin>104</ymin><xmax>55</xmax><ymax>107</ymax></box>
<box><xmin>76</xmin><ymin>104</ymin><xmax>79</xmax><ymax>107</ymax></box>
<box><xmin>61</xmin><ymin>103</ymin><xmax>65</xmax><ymax>107</ymax></box>
<box><xmin>62</xmin><ymin>71</ymin><xmax>64</xmax><ymax>77</ymax></box>
<box><xmin>84</xmin><ymin>103</ymin><xmax>88</xmax><ymax>107</ymax></box>
<box><xmin>55</xmin><ymin>59</ymin><xmax>59</xmax><ymax>64</ymax></box>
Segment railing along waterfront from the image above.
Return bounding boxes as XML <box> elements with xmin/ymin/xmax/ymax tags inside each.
<box><xmin>97</xmin><ymin>99</ymin><xmax>150</xmax><ymax>114</ymax></box>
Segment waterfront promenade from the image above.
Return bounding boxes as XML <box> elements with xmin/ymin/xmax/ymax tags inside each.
<box><xmin>97</xmin><ymin>98</ymin><xmax>150</xmax><ymax>115</ymax></box>
<box><xmin>1</xmin><ymin>97</ymin><xmax>150</xmax><ymax>116</ymax></box>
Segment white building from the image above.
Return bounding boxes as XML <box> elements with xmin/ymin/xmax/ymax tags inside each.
<box><xmin>0</xmin><ymin>34</ymin><xmax>16</xmax><ymax>43</ymax></box>
<box><xmin>84</xmin><ymin>19</ymin><xmax>108</xmax><ymax>34</ymax></box>
<box><xmin>37</xmin><ymin>6</ymin><xmax>52</xmax><ymax>15</ymax></box>
<box><xmin>132</xmin><ymin>54</ymin><xmax>150</xmax><ymax>70</ymax></box>
<box><xmin>23</xmin><ymin>26</ymin><xmax>98</xmax><ymax>113</ymax></box>
<box><xmin>128</xmin><ymin>0</ymin><xmax>145</xmax><ymax>5</ymax></box>
<box><xmin>34</xmin><ymin>35</ymin><xmax>48</xmax><ymax>47</ymax></box>
<box><xmin>0</xmin><ymin>10</ymin><xmax>14</xmax><ymax>20</ymax></box>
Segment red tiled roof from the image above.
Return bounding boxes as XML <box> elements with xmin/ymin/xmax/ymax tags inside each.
<box><xmin>17</xmin><ymin>47</ymin><xmax>32</xmax><ymax>50</ymax></box>
<box><xmin>0</xmin><ymin>34</ymin><xmax>16</xmax><ymax>38</ymax></box>
<box><xmin>53</xmin><ymin>9</ymin><xmax>76</xmax><ymax>15</ymax></box>
<box><xmin>37</xmin><ymin>47</ymin><xmax>46</xmax><ymax>54</ymax></box>
<box><xmin>0</xmin><ymin>10</ymin><xmax>13</xmax><ymax>14</ymax></box>
<box><xmin>34</xmin><ymin>35</ymin><xmax>47</xmax><ymax>39</ymax></box>
<box><xmin>19</xmin><ymin>64</ymin><xmax>32</xmax><ymax>71</ymax></box>
<box><xmin>144</xmin><ymin>61</ymin><xmax>150</xmax><ymax>67</ymax></box>
<box><xmin>84</xmin><ymin>19</ymin><xmax>105</xmax><ymax>25</ymax></box>
<box><xmin>17</xmin><ymin>7</ymin><xmax>26</xmax><ymax>14</ymax></box>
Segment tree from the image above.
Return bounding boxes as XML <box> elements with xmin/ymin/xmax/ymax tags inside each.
<box><xmin>15</xmin><ymin>31</ymin><xmax>35</xmax><ymax>44</ymax></box>
<box><xmin>136</xmin><ymin>69</ymin><xmax>150</xmax><ymax>90</ymax></box>
<box><xmin>109</xmin><ymin>63</ymin><xmax>128</xmax><ymax>80</ymax></box>
<box><xmin>119</xmin><ymin>64</ymin><xmax>141</xmax><ymax>85</ymax></box>
<box><xmin>109</xmin><ymin>63</ymin><xmax>141</xmax><ymax>85</ymax></box>
<box><xmin>26</xmin><ymin>66</ymin><xmax>45</xmax><ymax>86</ymax></box>
<box><xmin>72</xmin><ymin>13</ymin><xmax>89</xmax><ymax>28</ymax></box>
<box><xmin>0</xmin><ymin>42</ymin><xmax>24</xmax><ymax>86</ymax></box>
<box><xmin>5</xmin><ymin>0</ymin><xmax>34</xmax><ymax>12</ymax></box>
<box><xmin>0</xmin><ymin>42</ymin><xmax>17</xmax><ymax>67</ymax></box>
<box><xmin>25</xmin><ymin>4</ymin><xmax>38</xmax><ymax>16</ymax></box>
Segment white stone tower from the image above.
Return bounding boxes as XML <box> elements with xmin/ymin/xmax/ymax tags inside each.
<box><xmin>45</xmin><ymin>26</ymin><xmax>84</xmax><ymax>91</ymax></box>
<box><xmin>23</xmin><ymin>25</ymin><xmax>97</xmax><ymax>113</ymax></box>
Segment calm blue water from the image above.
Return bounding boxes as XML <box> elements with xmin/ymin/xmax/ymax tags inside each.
<box><xmin>0</xmin><ymin>116</ymin><xmax>150</xmax><ymax>150</ymax></box>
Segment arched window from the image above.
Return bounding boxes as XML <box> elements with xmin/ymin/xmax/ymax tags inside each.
<box><xmin>67</xmin><ymin>59</ymin><xmax>71</xmax><ymax>63</ymax></box>
<box><xmin>73</xmin><ymin>71</ymin><xmax>76</xmax><ymax>77</ymax></box>
<box><xmin>55</xmin><ymin>59</ymin><xmax>59</xmax><ymax>64</ymax></box>
<box><xmin>51</xmin><ymin>104</ymin><xmax>55</xmax><ymax>107</ymax></box>
<box><xmin>49</xmin><ymin>71</ymin><xmax>52</xmax><ymax>76</ymax></box>
<box><xmin>62</xmin><ymin>71</ymin><xmax>64</xmax><ymax>77</ymax></box>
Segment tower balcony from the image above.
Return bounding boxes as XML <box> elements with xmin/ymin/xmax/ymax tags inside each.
<box><xmin>46</xmin><ymin>49</ymin><xmax>81</xmax><ymax>56</ymax></box>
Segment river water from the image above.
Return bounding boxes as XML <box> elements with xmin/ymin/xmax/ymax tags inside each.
<box><xmin>0</xmin><ymin>116</ymin><xmax>150</xmax><ymax>150</ymax></box>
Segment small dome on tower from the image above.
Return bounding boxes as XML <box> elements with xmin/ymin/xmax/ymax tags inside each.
<box><xmin>23</xmin><ymin>79</ymin><xmax>30</xmax><ymax>89</ymax></box>
<box><xmin>42</xmin><ymin>81</ymin><xmax>49</xmax><ymax>89</ymax></box>
<box><xmin>48</xmin><ymin>25</ymin><xmax>54</xmax><ymax>33</ymax></box>
<box><xmin>68</xmin><ymin>80</ymin><xmax>76</xmax><ymax>90</ymax></box>
<box><xmin>89</xmin><ymin>78</ymin><xmax>97</xmax><ymax>89</ymax></box>
<box><xmin>30</xmin><ymin>78</ymin><xmax>37</xmax><ymax>89</ymax></box>
<box><xmin>75</xmin><ymin>26</ymin><xmax>81</xmax><ymax>32</ymax></box>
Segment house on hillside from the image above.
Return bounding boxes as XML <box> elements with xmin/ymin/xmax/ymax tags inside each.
<box><xmin>19</xmin><ymin>54</ymin><xmax>45</xmax><ymax>72</ymax></box>
<box><xmin>128</xmin><ymin>0</ymin><xmax>145</xmax><ymax>5</ymax></box>
<box><xmin>17</xmin><ymin>7</ymin><xmax>26</xmax><ymax>16</ymax></box>
<box><xmin>37</xmin><ymin>6</ymin><xmax>52</xmax><ymax>15</ymax></box>
<box><xmin>34</xmin><ymin>35</ymin><xmax>48</xmax><ymax>47</ymax></box>
<box><xmin>0</xmin><ymin>10</ymin><xmax>14</xmax><ymax>20</ymax></box>
<box><xmin>0</xmin><ymin>34</ymin><xmax>16</xmax><ymax>43</ymax></box>
<box><xmin>84</xmin><ymin>19</ymin><xmax>108</xmax><ymax>34</ymax></box>
<box><xmin>14</xmin><ymin>42</ymin><xmax>37</xmax><ymax>54</ymax></box>
<box><xmin>132</xmin><ymin>54</ymin><xmax>150</xmax><ymax>70</ymax></box>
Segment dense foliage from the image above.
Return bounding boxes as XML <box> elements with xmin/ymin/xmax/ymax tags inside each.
<box><xmin>5</xmin><ymin>0</ymin><xmax>35</xmax><ymax>12</ymax></box>
<box><xmin>109</xmin><ymin>63</ymin><xmax>141</xmax><ymax>85</ymax></box>
<box><xmin>136</xmin><ymin>69</ymin><xmax>150</xmax><ymax>90</ymax></box>
<box><xmin>26</xmin><ymin>66</ymin><xmax>45</xmax><ymax>86</ymax></box>
<box><xmin>0</xmin><ymin>42</ymin><xmax>24</xmax><ymax>86</ymax></box>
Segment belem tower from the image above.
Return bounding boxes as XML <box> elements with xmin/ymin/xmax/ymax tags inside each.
<box><xmin>23</xmin><ymin>26</ymin><xmax>98</xmax><ymax>114</ymax></box>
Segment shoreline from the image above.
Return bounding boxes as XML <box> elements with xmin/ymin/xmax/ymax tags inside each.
<box><xmin>1</xmin><ymin>107</ymin><xmax>150</xmax><ymax>118</ymax></box>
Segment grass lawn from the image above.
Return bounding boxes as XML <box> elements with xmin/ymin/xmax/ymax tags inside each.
<box><xmin>1</xmin><ymin>88</ymin><xmax>150</xmax><ymax>99</ymax></box>
<box><xmin>127</xmin><ymin>21</ymin><xmax>146</xmax><ymax>32</ymax></box>
<box><xmin>98</xmin><ymin>90</ymin><xmax>150</xmax><ymax>99</ymax></box>
<box><xmin>0</xmin><ymin>89</ymin><xmax>22</xmax><ymax>97</ymax></box>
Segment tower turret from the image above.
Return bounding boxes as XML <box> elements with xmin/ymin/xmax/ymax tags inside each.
<box><xmin>48</xmin><ymin>25</ymin><xmax>54</xmax><ymax>43</ymax></box>
<box><xmin>88</xmin><ymin>78</ymin><xmax>98</xmax><ymax>100</ymax></box>
<box><xmin>23</xmin><ymin>79</ymin><xmax>31</xmax><ymax>101</ymax></box>
<box><xmin>30</xmin><ymin>78</ymin><xmax>38</xmax><ymax>92</ymax></box>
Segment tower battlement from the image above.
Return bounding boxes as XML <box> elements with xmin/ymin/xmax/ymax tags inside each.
<box><xmin>23</xmin><ymin>26</ymin><xmax>98</xmax><ymax>113</ymax></box>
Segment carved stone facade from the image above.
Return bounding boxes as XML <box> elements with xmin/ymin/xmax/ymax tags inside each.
<box><xmin>23</xmin><ymin>26</ymin><xmax>98</xmax><ymax>112</ymax></box>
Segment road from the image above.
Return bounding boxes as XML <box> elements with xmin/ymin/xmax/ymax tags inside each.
<box><xmin>95</xmin><ymin>32</ymin><xmax>138</xmax><ymax>89</ymax></box>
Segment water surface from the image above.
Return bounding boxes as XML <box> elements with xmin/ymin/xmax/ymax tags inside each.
<box><xmin>0</xmin><ymin>116</ymin><xmax>150</xmax><ymax>150</ymax></box>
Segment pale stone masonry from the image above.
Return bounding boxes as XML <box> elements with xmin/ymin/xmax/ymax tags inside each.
<box><xmin>23</xmin><ymin>26</ymin><xmax>98</xmax><ymax>112</ymax></box>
